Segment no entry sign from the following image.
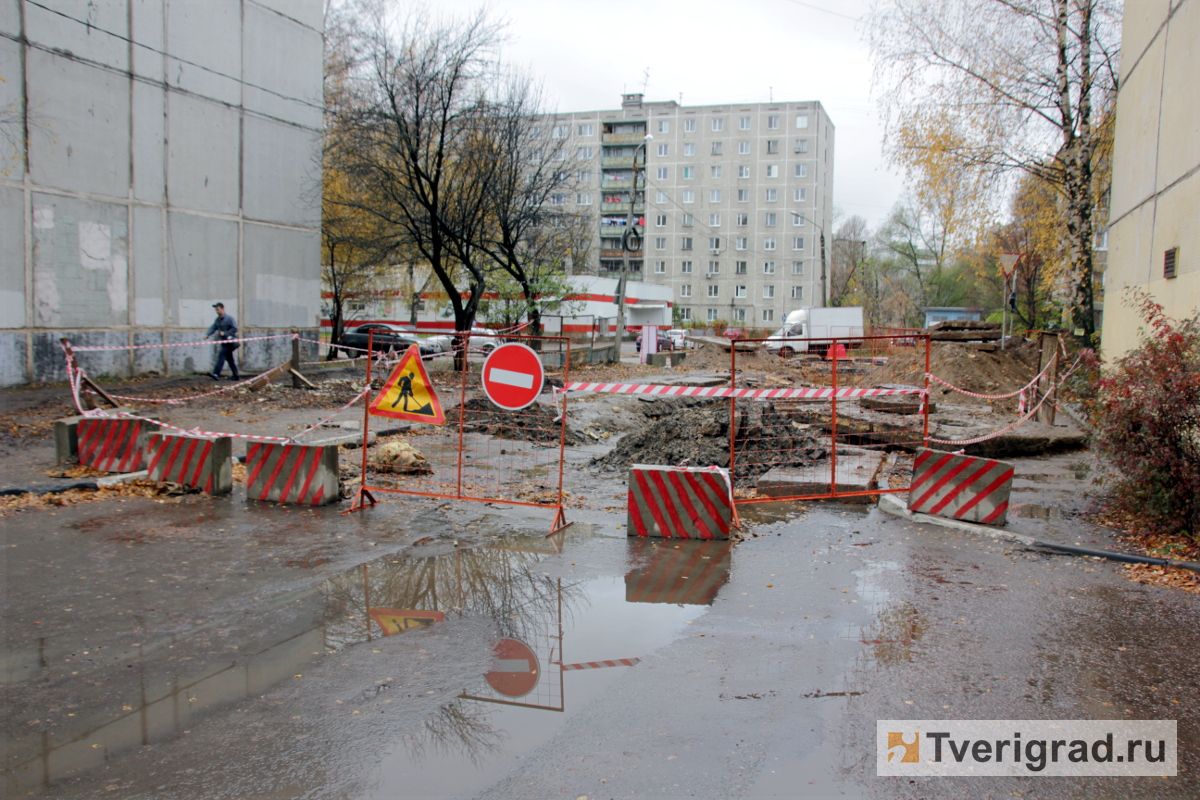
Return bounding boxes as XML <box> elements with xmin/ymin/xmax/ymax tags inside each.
<box><xmin>485</xmin><ymin>638</ymin><xmax>540</xmax><ymax>697</ymax></box>
<box><xmin>482</xmin><ymin>343</ymin><xmax>544</xmax><ymax>410</ymax></box>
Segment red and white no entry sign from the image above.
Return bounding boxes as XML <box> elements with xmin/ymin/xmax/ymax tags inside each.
<box><xmin>485</xmin><ymin>638</ymin><xmax>540</xmax><ymax>697</ymax></box>
<box><xmin>482</xmin><ymin>343</ymin><xmax>544</xmax><ymax>410</ymax></box>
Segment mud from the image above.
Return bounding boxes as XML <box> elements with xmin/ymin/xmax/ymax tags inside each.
<box><xmin>866</xmin><ymin>340</ymin><xmax>1042</xmax><ymax>410</ymax></box>
<box><xmin>460</xmin><ymin>397</ymin><xmax>583</xmax><ymax>445</ymax></box>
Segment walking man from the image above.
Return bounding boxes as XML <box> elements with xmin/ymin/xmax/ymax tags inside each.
<box><xmin>204</xmin><ymin>302</ymin><xmax>240</xmax><ymax>380</ymax></box>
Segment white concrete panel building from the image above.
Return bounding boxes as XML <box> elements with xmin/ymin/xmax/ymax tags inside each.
<box><xmin>0</xmin><ymin>0</ymin><xmax>324</xmax><ymax>385</ymax></box>
<box><xmin>542</xmin><ymin>94</ymin><xmax>835</xmax><ymax>331</ymax></box>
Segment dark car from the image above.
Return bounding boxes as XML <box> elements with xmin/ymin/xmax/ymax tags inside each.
<box><xmin>336</xmin><ymin>323</ymin><xmax>439</xmax><ymax>357</ymax></box>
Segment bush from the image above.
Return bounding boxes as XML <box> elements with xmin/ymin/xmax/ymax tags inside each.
<box><xmin>1085</xmin><ymin>292</ymin><xmax>1200</xmax><ymax>540</ymax></box>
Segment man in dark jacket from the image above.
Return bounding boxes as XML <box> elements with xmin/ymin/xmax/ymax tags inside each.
<box><xmin>204</xmin><ymin>302</ymin><xmax>240</xmax><ymax>380</ymax></box>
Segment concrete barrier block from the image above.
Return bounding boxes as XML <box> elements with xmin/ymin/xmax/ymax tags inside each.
<box><xmin>907</xmin><ymin>448</ymin><xmax>1014</xmax><ymax>525</ymax></box>
<box><xmin>76</xmin><ymin>417</ymin><xmax>161</xmax><ymax>473</ymax></box>
<box><xmin>627</xmin><ymin>464</ymin><xmax>733</xmax><ymax>540</ymax></box>
<box><xmin>246</xmin><ymin>442</ymin><xmax>339</xmax><ymax>506</ymax></box>
<box><xmin>147</xmin><ymin>432</ymin><xmax>233</xmax><ymax>495</ymax></box>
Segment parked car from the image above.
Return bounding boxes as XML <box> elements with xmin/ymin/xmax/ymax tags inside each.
<box><xmin>723</xmin><ymin>327</ymin><xmax>746</xmax><ymax>341</ymax></box>
<box><xmin>666</xmin><ymin>329</ymin><xmax>689</xmax><ymax>349</ymax></box>
<box><xmin>425</xmin><ymin>327</ymin><xmax>500</xmax><ymax>355</ymax></box>
<box><xmin>636</xmin><ymin>330</ymin><xmax>676</xmax><ymax>353</ymax></box>
<box><xmin>335</xmin><ymin>323</ymin><xmax>439</xmax><ymax>357</ymax></box>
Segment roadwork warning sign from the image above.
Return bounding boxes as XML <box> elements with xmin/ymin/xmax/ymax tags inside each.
<box><xmin>369</xmin><ymin>608</ymin><xmax>446</xmax><ymax>635</ymax></box>
<box><xmin>369</xmin><ymin>345</ymin><xmax>446</xmax><ymax>424</ymax></box>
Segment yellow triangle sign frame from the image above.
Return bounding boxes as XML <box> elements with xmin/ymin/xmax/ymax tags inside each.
<box><xmin>368</xmin><ymin>345</ymin><xmax>446</xmax><ymax>424</ymax></box>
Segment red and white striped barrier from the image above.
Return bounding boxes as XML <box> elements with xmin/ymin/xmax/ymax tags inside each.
<box><xmin>146</xmin><ymin>432</ymin><xmax>233</xmax><ymax>495</ymax></box>
<box><xmin>246</xmin><ymin>441</ymin><xmax>340</xmax><ymax>506</ymax></box>
<box><xmin>907</xmin><ymin>448</ymin><xmax>1014</xmax><ymax>525</ymax></box>
<box><xmin>77</xmin><ymin>417</ymin><xmax>160</xmax><ymax>473</ymax></box>
<box><xmin>561</xmin><ymin>658</ymin><xmax>641</xmax><ymax>671</ymax></box>
<box><xmin>628</xmin><ymin>465</ymin><xmax>733</xmax><ymax>540</ymax></box>
<box><xmin>625</xmin><ymin>538</ymin><xmax>733</xmax><ymax>605</ymax></box>
<box><xmin>567</xmin><ymin>381</ymin><xmax>924</xmax><ymax>400</ymax></box>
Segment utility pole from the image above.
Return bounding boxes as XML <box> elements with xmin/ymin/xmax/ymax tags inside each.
<box><xmin>792</xmin><ymin>211</ymin><xmax>828</xmax><ymax>307</ymax></box>
<box><xmin>612</xmin><ymin>133</ymin><xmax>652</xmax><ymax>362</ymax></box>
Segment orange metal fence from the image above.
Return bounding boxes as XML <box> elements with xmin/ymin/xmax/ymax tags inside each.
<box><xmin>728</xmin><ymin>334</ymin><xmax>931</xmax><ymax>505</ymax></box>
<box><xmin>347</xmin><ymin>333</ymin><xmax>571</xmax><ymax>533</ymax></box>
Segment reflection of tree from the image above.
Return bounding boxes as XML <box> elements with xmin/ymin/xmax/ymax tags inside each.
<box><xmin>855</xmin><ymin>601</ymin><xmax>927</xmax><ymax>668</ymax></box>
<box><xmin>405</xmin><ymin>697</ymin><xmax>503</xmax><ymax>766</ymax></box>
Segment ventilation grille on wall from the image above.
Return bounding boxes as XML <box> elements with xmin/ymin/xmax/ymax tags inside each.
<box><xmin>1164</xmin><ymin>247</ymin><xmax>1178</xmax><ymax>279</ymax></box>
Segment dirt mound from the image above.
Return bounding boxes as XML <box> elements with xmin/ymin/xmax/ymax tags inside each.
<box><xmin>592</xmin><ymin>400</ymin><xmax>826</xmax><ymax>481</ymax></box>
<box><xmin>678</xmin><ymin>342</ymin><xmax>780</xmax><ymax>372</ymax></box>
<box><xmin>867</xmin><ymin>341</ymin><xmax>1041</xmax><ymax>410</ymax></box>
<box><xmin>462</xmin><ymin>397</ymin><xmax>582</xmax><ymax>445</ymax></box>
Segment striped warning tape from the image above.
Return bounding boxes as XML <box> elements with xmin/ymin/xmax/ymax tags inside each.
<box><xmin>561</xmin><ymin>658</ymin><xmax>641</xmax><ymax>671</ymax></box>
<box><xmin>564</xmin><ymin>382</ymin><xmax>924</xmax><ymax>400</ymax></box>
<box><xmin>89</xmin><ymin>410</ymin><xmax>290</xmax><ymax>442</ymax></box>
<box><xmin>67</xmin><ymin>333</ymin><xmax>298</xmax><ymax>352</ymax></box>
<box><xmin>925</xmin><ymin>354</ymin><xmax>1057</xmax><ymax>401</ymax></box>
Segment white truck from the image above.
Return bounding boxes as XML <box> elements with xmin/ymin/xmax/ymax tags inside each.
<box><xmin>764</xmin><ymin>307</ymin><xmax>865</xmax><ymax>357</ymax></box>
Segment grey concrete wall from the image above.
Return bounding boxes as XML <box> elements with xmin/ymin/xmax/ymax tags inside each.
<box><xmin>0</xmin><ymin>0</ymin><xmax>324</xmax><ymax>386</ymax></box>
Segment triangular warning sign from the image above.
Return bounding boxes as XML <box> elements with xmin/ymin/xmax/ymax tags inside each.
<box><xmin>369</xmin><ymin>608</ymin><xmax>445</xmax><ymax>636</ymax></box>
<box><xmin>368</xmin><ymin>345</ymin><xmax>446</xmax><ymax>424</ymax></box>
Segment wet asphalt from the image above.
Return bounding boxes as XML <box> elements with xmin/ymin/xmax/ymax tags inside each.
<box><xmin>2</xmin><ymin>451</ymin><xmax>1197</xmax><ymax>799</ymax></box>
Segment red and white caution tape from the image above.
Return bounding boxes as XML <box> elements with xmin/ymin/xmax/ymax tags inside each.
<box><xmin>925</xmin><ymin>353</ymin><xmax>1057</xmax><ymax>401</ymax></box>
<box><xmin>563</xmin><ymin>381</ymin><xmax>924</xmax><ymax>400</ymax></box>
<box><xmin>67</xmin><ymin>333</ymin><xmax>298</xmax><ymax>352</ymax></box>
<box><xmin>85</xmin><ymin>409</ymin><xmax>291</xmax><ymax>442</ymax></box>
<box><xmin>289</xmin><ymin>386</ymin><xmax>371</xmax><ymax>442</ymax></box>
<box><xmin>561</xmin><ymin>658</ymin><xmax>640</xmax><ymax>671</ymax></box>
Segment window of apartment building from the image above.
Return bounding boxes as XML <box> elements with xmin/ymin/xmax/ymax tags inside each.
<box><xmin>657</xmin><ymin>143</ymin><xmax>669</xmax><ymax>157</ymax></box>
<box><xmin>682</xmin><ymin>190</ymin><xmax>695</xmax><ymax>203</ymax></box>
<box><xmin>763</xmin><ymin>261</ymin><xmax>776</xmax><ymax>274</ymax></box>
<box><xmin>684</xmin><ymin>142</ymin><xmax>696</xmax><ymax>156</ymax></box>
<box><xmin>795</xmin><ymin>114</ymin><xmax>809</xmax><ymax>129</ymax></box>
<box><xmin>792</xmin><ymin>236</ymin><xmax>805</xmax><ymax>250</ymax></box>
<box><xmin>738</xmin><ymin>141</ymin><xmax>750</xmax><ymax>155</ymax></box>
<box><xmin>791</xmin><ymin>286</ymin><xmax>804</xmax><ymax>299</ymax></box>
<box><xmin>711</xmin><ymin>165</ymin><xmax>722</xmax><ymax>179</ymax></box>
<box><xmin>735</xmin><ymin>285</ymin><xmax>747</xmax><ymax>298</ymax></box>
<box><xmin>763</xmin><ymin>285</ymin><xmax>776</xmax><ymax>299</ymax></box>
<box><xmin>738</xmin><ymin>165</ymin><xmax>750</xmax><ymax>178</ymax></box>
<box><xmin>578</xmin><ymin>170</ymin><xmax>592</xmax><ymax>183</ymax></box>
<box><xmin>577</xmin><ymin>123</ymin><xmax>594</xmax><ymax>136</ymax></box>
<box><xmin>739</xmin><ymin>116</ymin><xmax>751</xmax><ymax>130</ymax></box>
<box><xmin>577</xmin><ymin>146</ymin><xmax>594</xmax><ymax>159</ymax></box>
<box><xmin>735</xmin><ymin>260</ymin><xmax>748</xmax><ymax>274</ymax></box>
<box><xmin>552</xmin><ymin>125</ymin><xmax>569</xmax><ymax>139</ymax></box>
<box><xmin>707</xmin><ymin>256</ymin><xmax>720</xmax><ymax>271</ymax></box>
<box><xmin>762</xmin><ymin>309</ymin><xmax>774</xmax><ymax>322</ymax></box>
<box><xmin>656</xmin><ymin>167</ymin><xmax>668</xmax><ymax>180</ymax></box>
<box><xmin>795</xmin><ymin>138</ymin><xmax>809</xmax><ymax>153</ymax></box>
<box><xmin>658</xmin><ymin>120</ymin><xmax>670</xmax><ymax>134</ymax></box>
<box><xmin>680</xmin><ymin>260</ymin><xmax>693</xmax><ymax>274</ymax></box>
<box><xmin>681</xmin><ymin>284</ymin><xmax>692</xmax><ymax>298</ymax></box>
<box><xmin>655</xmin><ymin>214</ymin><xmax>667</xmax><ymax>227</ymax></box>
<box><xmin>679</xmin><ymin>307</ymin><xmax>692</xmax><ymax>321</ymax></box>
<box><xmin>766</xmin><ymin>140</ymin><xmax>779</xmax><ymax>154</ymax></box>
<box><xmin>794</xmin><ymin>188</ymin><xmax>807</xmax><ymax>201</ymax></box>
<box><xmin>656</xmin><ymin>191</ymin><xmax>668</xmax><ymax>203</ymax></box>
<box><xmin>681</xmin><ymin>237</ymin><xmax>693</xmax><ymax>250</ymax></box>
<box><xmin>711</xmin><ymin>141</ymin><xmax>723</xmax><ymax>156</ymax></box>
<box><xmin>654</xmin><ymin>260</ymin><xmax>666</xmax><ymax>273</ymax></box>
<box><xmin>684</xmin><ymin>118</ymin><xmax>696</xmax><ymax>132</ymax></box>
<box><xmin>792</xmin><ymin>260</ymin><xmax>804</xmax><ymax>275</ymax></box>
<box><xmin>734</xmin><ymin>308</ymin><xmax>747</xmax><ymax>322</ymax></box>
<box><xmin>550</xmin><ymin>194</ymin><xmax>566</xmax><ymax>205</ymax></box>
<box><xmin>706</xmin><ymin>308</ymin><xmax>719</xmax><ymax>322</ymax></box>
<box><xmin>710</xmin><ymin>189</ymin><xmax>722</xmax><ymax>202</ymax></box>
<box><xmin>707</xmin><ymin>284</ymin><xmax>719</xmax><ymax>298</ymax></box>
<box><xmin>764</xmin><ymin>237</ymin><xmax>776</xmax><ymax>250</ymax></box>
<box><xmin>765</xmin><ymin>188</ymin><xmax>778</xmax><ymax>202</ymax></box>
<box><xmin>792</xmin><ymin>212</ymin><xmax>806</xmax><ymax>226</ymax></box>
<box><xmin>709</xmin><ymin>213</ymin><xmax>721</xmax><ymax>227</ymax></box>
<box><xmin>682</xmin><ymin>213</ymin><xmax>694</xmax><ymax>226</ymax></box>
<box><xmin>555</xmin><ymin>149</ymin><xmax>567</xmax><ymax>160</ymax></box>
<box><xmin>682</xmin><ymin>166</ymin><xmax>694</xmax><ymax>180</ymax></box>
<box><xmin>767</xmin><ymin>114</ymin><xmax>779</xmax><ymax>129</ymax></box>
<box><xmin>654</xmin><ymin>237</ymin><xmax>667</xmax><ymax>250</ymax></box>
<box><xmin>576</xmin><ymin>193</ymin><xmax>592</xmax><ymax>205</ymax></box>
<box><xmin>708</xmin><ymin>237</ymin><xmax>721</xmax><ymax>253</ymax></box>
<box><xmin>736</xmin><ymin>213</ymin><xmax>748</xmax><ymax>226</ymax></box>
<box><xmin>794</xmin><ymin>163</ymin><xmax>808</xmax><ymax>178</ymax></box>
<box><xmin>738</xmin><ymin>189</ymin><xmax>749</xmax><ymax>202</ymax></box>
<box><xmin>735</xmin><ymin>236</ymin><xmax>748</xmax><ymax>251</ymax></box>
<box><xmin>765</xmin><ymin>212</ymin><xmax>777</xmax><ymax>226</ymax></box>
<box><xmin>556</xmin><ymin>170</ymin><xmax>570</xmax><ymax>182</ymax></box>
<box><xmin>531</xmin><ymin>126</ymin><xmax>542</xmax><ymax>138</ymax></box>
<box><xmin>711</xmin><ymin>118</ymin><xmax>724</xmax><ymax>132</ymax></box>
<box><xmin>766</xmin><ymin>164</ymin><xmax>779</xmax><ymax>178</ymax></box>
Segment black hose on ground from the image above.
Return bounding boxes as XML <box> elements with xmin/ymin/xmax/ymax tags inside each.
<box><xmin>0</xmin><ymin>481</ymin><xmax>98</xmax><ymax>496</ymax></box>
<box><xmin>1030</xmin><ymin>540</ymin><xmax>1200</xmax><ymax>574</ymax></box>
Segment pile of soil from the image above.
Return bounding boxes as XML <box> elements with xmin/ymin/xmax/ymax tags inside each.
<box><xmin>461</xmin><ymin>397</ymin><xmax>583</xmax><ymax>445</ymax></box>
<box><xmin>592</xmin><ymin>400</ymin><xmax>827</xmax><ymax>482</ymax></box>
<box><xmin>681</xmin><ymin>342</ymin><xmax>780</xmax><ymax>373</ymax></box>
<box><xmin>866</xmin><ymin>341</ymin><xmax>1041</xmax><ymax>410</ymax></box>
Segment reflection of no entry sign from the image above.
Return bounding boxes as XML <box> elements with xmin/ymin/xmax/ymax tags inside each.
<box><xmin>482</xmin><ymin>343</ymin><xmax>544</xmax><ymax>410</ymax></box>
<box><xmin>485</xmin><ymin>638</ymin><xmax>539</xmax><ymax>697</ymax></box>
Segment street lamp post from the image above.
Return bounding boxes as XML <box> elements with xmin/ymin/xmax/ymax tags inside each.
<box><xmin>791</xmin><ymin>211</ymin><xmax>827</xmax><ymax>307</ymax></box>
<box><xmin>612</xmin><ymin>133</ymin><xmax>652</xmax><ymax>362</ymax></box>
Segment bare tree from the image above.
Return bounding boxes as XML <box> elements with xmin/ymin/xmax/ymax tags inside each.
<box><xmin>868</xmin><ymin>0</ymin><xmax>1120</xmax><ymax>345</ymax></box>
<box><xmin>829</xmin><ymin>215</ymin><xmax>871</xmax><ymax>307</ymax></box>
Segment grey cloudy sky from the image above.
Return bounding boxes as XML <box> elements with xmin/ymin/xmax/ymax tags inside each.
<box><xmin>430</xmin><ymin>0</ymin><xmax>907</xmax><ymax>227</ymax></box>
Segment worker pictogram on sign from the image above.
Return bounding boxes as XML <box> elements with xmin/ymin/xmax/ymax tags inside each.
<box><xmin>485</xmin><ymin>638</ymin><xmax>540</xmax><ymax>697</ymax></box>
<box><xmin>482</xmin><ymin>343</ymin><xmax>544</xmax><ymax>410</ymax></box>
<box><xmin>369</xmin><ymin>345</ymin><xmax>445</xmax><ymax>424</ymax></box>
<box><xmin>368</xmin><ymin>608</ymin><xmax>446</xmax><ymax>636</ymax></box>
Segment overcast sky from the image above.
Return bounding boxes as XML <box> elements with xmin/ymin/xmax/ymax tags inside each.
<box><xmin>427</xmin><ymin>0</ymin><xmax>908</xmax><ymax>228</ymax></box>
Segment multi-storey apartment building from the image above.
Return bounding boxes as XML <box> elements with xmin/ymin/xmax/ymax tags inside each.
<box><xmin>543</xmin><ymin>94</ymin><xmax>835</xmax><ymax>328</ymax></box>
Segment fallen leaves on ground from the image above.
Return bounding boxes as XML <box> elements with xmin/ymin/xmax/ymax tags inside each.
<box><xmin>1123</xmin><ymin>563</ymin><xmax>1200</xmax><ymax>594</ymax></box>
<box><xmin>44</xmin><ymin>463</ymin><xmax>107</xmax><ymax>479</ymax></box>
<box><xmin>0</xmin><ymin>480</ymin><xmax>201</xmax><ymax>517</ymax></box>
